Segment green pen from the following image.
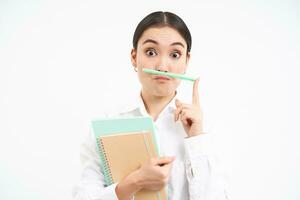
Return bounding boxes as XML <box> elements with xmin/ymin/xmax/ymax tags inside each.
<box><xmin>142</xmin><ymin>68</ymin><xmax>197</xmax><ymax>82</ymax></box>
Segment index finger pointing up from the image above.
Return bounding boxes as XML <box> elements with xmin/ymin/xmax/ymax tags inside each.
<box><xmin>192</xmin><ymin>78</ymin><xmax>200</xmax><ymax>106</ymax></box>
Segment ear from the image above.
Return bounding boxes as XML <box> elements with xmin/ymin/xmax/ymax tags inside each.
<box><xmin>185</xmin><ymin>52</ymin><xmax>191</xmax><ymax>71</ymax></box>
<box><xmin>186</xmin><ymin>52</ymin><xmax>190</xmax><ymax>65</ymax></box>
<box><xmin>131</xmin><ymin>48</ymin><xmax>137</xmax><ymax>67</ymax></box>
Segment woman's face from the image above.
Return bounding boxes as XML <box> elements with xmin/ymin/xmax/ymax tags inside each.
<box><xmin>131</xmin><ymin>26</ymin><xmax>190</xmax><ymax>97</ymax></box>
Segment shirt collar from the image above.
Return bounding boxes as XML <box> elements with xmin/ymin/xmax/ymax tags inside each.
<box><xmin>119</xmin><ymin>91</ymin><xmax>178</xmax><ymax>116</ymax></box>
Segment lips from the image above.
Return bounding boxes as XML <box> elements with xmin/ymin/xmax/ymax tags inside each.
<box><xmin>153</xmin><ymin>75</ymin><xmax>171</xmax><ymax>80</ymax></box>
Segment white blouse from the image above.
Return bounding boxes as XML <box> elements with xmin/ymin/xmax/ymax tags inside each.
<box><xmin>73</xmin><ymin>93</ymin><xmax>230</xmax><ymax>200</ymax></box>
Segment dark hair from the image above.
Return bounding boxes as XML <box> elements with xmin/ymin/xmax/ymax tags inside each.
<box><xmin>133</xmin><ymin>11</ymin><xmax>192</xmax><ymax>53</ymax></box>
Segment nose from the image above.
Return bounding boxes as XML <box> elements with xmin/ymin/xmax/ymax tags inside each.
<box><xmin>155</xmin><ymin>57</ymin><xmax>169</xmax><ymax>72</ymax></box>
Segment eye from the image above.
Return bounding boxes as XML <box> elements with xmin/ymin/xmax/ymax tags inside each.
<box><xmin>171</xmin><ymin>51</ymin><xmax>181</xmax><ymax>59</ymax></box>
<box><xmin>145</xmin><ymin>49</ymin><xmax>157</xmax><ymax>57</ymax></box>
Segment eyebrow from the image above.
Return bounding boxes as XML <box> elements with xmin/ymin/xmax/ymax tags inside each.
<box><xmin>142</xmin><ymin>39</ymin><xmax>185</xmax><ymax>48</ymax></box>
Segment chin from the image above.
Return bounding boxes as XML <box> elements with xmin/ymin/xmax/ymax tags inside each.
<box><xmin>152</xmin><ymin>88</ymin><xmax>175</xmax><ymax>97</ymax></box>
<box><xmin>142</xmin><ymin>81</ymin><xmax>178</xmax><ymax>97</ymax></box>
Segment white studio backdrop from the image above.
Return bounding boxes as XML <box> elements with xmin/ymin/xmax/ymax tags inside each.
<box><xmin>0</xmin><ymin>0</ymin><xmax>299</xmax><ymax>200</ymax></box>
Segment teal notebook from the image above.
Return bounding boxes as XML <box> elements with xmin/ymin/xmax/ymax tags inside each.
<box><xmin>91</xmin><ymin>116</ymin><xmax>167</xmax><ymax>200</ymax></box>
<box><xmin>91</xmin><ymin>116</ymin><xmax>160</xmax><ymax>185</ymax></box>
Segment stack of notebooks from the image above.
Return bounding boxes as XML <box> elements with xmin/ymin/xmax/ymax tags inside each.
<box><xmin>92</xmin><ymin>116</ymin><xmax>167</xmax><ymax>200</ymax></box>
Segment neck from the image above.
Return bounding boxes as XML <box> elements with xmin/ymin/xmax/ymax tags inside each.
<box><xmin>141</xmin><ymin>90</ymin><xmax>176</xmax><ymax>121</ymax></box>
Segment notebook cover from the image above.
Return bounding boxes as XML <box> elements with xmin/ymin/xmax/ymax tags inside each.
<box><xmin>99</xmin><ymin>131</ymin><xmax>166</xmax><ymax>200</ymax></box>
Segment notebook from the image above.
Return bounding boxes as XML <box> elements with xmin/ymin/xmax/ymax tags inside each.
<box><xmin>91</xmin><ymin>116</ymin><xmax>167</xmax><ymax>200</ymax></box>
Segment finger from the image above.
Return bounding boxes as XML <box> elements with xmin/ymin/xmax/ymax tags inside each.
<box><xmin>175</xmin><ymin>99</ymin><xmax>183</xmax><ymax>121</ymax></box>
<box><xmin>154</xmin><ymin>156</ymin><xmax>176</xmax><ymax>166</ymax></box>
<box><xmin>175</xmin><ymin>103</ymin><xmax>195</xmax><ymax>121</ymax></box>
<box><xmin>192</xmin><ymin>78</ymin><xmax>200</xmax><ymax>106</ymax></box>
<box><xmin>175</xmin><ymin>99</ymin><xmax>191</xmax><ymax>120</ymax></box>
<box><xmin>180</xmin><ymin>113</ymin><xmax>193</xmax><ymax>127</ymax></box>
<box><xmin>175</xmin><ymin>99</ymin><xmax>181</xmax><ymax>108</ymax></box>
<box><xmin>179</xmin><ymin>111</ymin><xmax>189</xmax><ymax>125</ymax></box>
<box><xmin>175</xmin><ymin>107</ymin><xmax>183</xmax><ymax>121</ymax></box>
<box><xmin>179</xmin><ymin>113</ymin><xmax>187</xmax><ymax>126</ymax></box>
<box><xmin>160</xmin><ymin>162</ymin><xmax>173</xmax><ymax>171</ymax></box>
<box><xmin>181</xmin><ymin>108</ymin><xmax>196</xmax><ymax>121</ymax></box>
<box><xmin>175</xmin><ymin>107</ymin><xmax>186</xmax><ymax>121</ymax></box>
<box><xmin>174</xmin><ymin>109</ymin><xmax>178</xmax><ymax>122</ymax></box>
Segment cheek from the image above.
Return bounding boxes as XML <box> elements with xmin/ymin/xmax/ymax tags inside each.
<box><xmin>171</xmin><ymin>60</ymin><xmax>187</xmax><ymax>73</ymax></box>
<box><xmin>137</xmin><ymin>70</ymin><xmax>150</xmax><ymax>85</ymax></box>
<box><xmin>174</xmin><ymin>78</ymin><xmax>181</xmax><ymax>86</ymax></box>
<box><xmin>136</xmin><ymin>53</ymin><xmax>155</xmax><ymax>68</ymax></box>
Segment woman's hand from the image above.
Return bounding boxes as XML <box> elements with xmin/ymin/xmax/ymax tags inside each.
<box><xmin>132</xmin><ymin>156</ymin><xmax>175</xmax><ymax>190</ymax></box>
<box><xmin>115</xmin><ymin>156</ymin><xmax>175</xmax><ymax>200</ymax></box>
<box><xmin>174</xmin><ymin>78</ymin><xmax>204</xmax><ymax>137</ymax></box>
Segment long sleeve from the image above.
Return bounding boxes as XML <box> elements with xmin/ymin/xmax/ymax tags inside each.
<box><xmin>72</xmin><ymin>127</ymin><xmax>119</xmax><ymax>200</ymax></box>
<box><xmin>184</xmin><ymin>134</ymin><xmax>230</xmax><ymax>200</ymax></box>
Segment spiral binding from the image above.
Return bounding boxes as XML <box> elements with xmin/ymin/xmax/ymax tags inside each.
<box><xmin>96</xmin><ymin>137</ymin><xmax>114</xmax><ymax>185</ymax></box>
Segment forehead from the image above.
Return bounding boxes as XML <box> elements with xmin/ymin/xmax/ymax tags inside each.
<box><xmin>138</xmin><ymin>26</ymin><xmax>186</xmax><ymax>47</ymax></box>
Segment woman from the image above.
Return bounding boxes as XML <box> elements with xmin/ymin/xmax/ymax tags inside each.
<box><xmin>73</xmin><ymin>11</ymin><xmax>230</xmax><ymax>200</ymax></box>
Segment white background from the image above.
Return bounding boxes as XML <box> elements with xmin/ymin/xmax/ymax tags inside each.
<box><xmin>0</xmin><ymin>0</ymin><xmax>299</xmax><ymax>199</ymax></box>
